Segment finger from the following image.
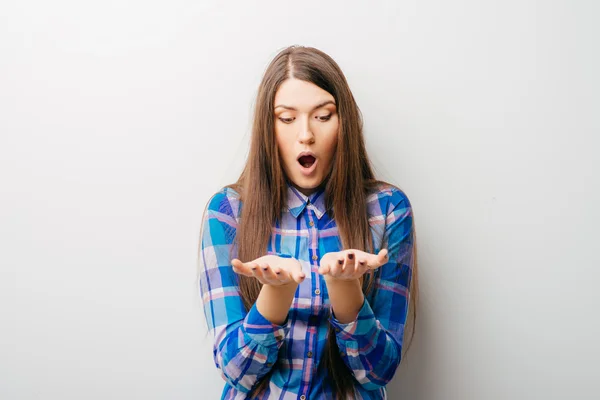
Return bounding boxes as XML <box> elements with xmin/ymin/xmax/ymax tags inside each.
<box><xmin>231</xmin><ymin>258</ymin><xmax>245</xmax><ymax>271</ymax></box>
<box><xmin>291</xmin><ymin>268</ymin><xmax>306</xmax><ymax>284</ymax></box>
<box><xmin>274</xmin><ymin>268</ymin><xmax>293</xmax><ymax>283</ymax></box>
<box><xmin>318</xmin><ymin>263</ymin><xmax>331</xmax><ymax>275</ymax></box>
<box><xmin>271</xmin><ymin>265</ymin><xmax>283</xmax><ymax>279</ymax></box>
<box><xmin>330</xmin><ymin>258</ymin><xmax>343</xmax><ymax>277</ymax></box>
<box><xmin>343</xmin><ymin>251</ymin><xmax>356</xmax><ymax>273</ymax></box>
<box><xmin>367</xmin><ymin>249</ymin><xmax>388</xmax><ymax>269</ymax></box>
<box><xmin>356</xmin><ymin>258</ymin><xmax>369</xmax><ymax>275</ymax></box>
<box><xmin>260</xmin><ymin>263</ymin><xmax>279</xmax><ymax>281</ymax></box>
<box><xmin>231</xmin><ymin>258</ymin><xmax>242</xmax><ymax>273</ymax></box>
<box><xmin>350</xmin><ymin>258</ymin><xmax>363</xmax><ymax>278</ymax></box>
<box><xmin>231</xmin><ymin>259</ymin><xmax>253</xmax><ymax>276</ymax></box>
<box><xmin>241</xmin><ymin>260</ymin><xmax>260</xmax><ymax>273</ymax></box>
<box><xmin>250</xmin><ymin>263</ymin><xmax>265</xmax><ymax>281</ymax></box>
<box><xmin>376</xmin><ymin>249</ymin><xmax>389</xmax><ymax>266</ymax></box>
<box><xmin>268</xmin><ymin>264</ymin><xmax>294</xmax><ymax>285</ymax></box>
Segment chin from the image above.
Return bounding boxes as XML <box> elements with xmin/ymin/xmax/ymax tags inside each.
<box><xmin>292</xmin><ymin>176</ymin><xmax>323</xmax><ymax>192</ymax></box>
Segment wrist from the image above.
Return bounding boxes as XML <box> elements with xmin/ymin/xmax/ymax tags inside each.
<box><xmin>324</xmin><ymin>277</ymin><xmax>361</xmax><ymax>288</ymax></box>
<box><xmin>325</xmin><ymin>278</ymin><xmax>364</xmax><ymax>324</ymax></box>
<box><xmin>256</xmin><ymin>282</ymin><xmax>298</xmax><ymax>326</ymax></box>
<box><xmin>262</xmin><ymin>281</ymin><xmax>298</xmax><ymax>295</ymax></box>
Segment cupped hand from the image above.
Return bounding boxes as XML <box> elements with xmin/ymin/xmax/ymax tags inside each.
<box><xmin>318</xmin><ymin>249</ymin><xmax>389</xmax><ymax>282</ymax></box>
<box><xmin>231</xmin><ymin>255</ymin><xmax>306</xmax><ymax>287</ymax></box>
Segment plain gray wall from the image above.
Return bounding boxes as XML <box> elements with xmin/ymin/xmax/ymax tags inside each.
<box><xmin>1</xmin><ymin>0</ymin><xmax>599</xmax><ymax>399</ymax></box>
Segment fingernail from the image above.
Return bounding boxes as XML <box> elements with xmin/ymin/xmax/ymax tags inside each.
<box><xmin>275</xmin><ymin>271</ymin><xmax>281</xmax><ymax>275</ymax></box>
<box><xmin>338</xmin><ymin>259</ymin><xmax>343</xmax><ymax>265</ymax></box>
<box><xmin>262</xmin><ymin>267</ymin><xmax>268</xmax><ymax>271</ymax></box>
<box><xmin>359</xmin><ymin>261</ymin><xmax>365</xmax><ymax>265</ymax></box>
<box><xmin>348</xmin><ymin>253</ymin><xmax>354</xmax><ymax>260</ymax></box>
<box><xmin>250</xmin><ymin>266</ymin><xmax>256</xmax><ymax>271</ymax></box>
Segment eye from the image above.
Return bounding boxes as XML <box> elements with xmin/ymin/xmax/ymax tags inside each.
<box><xmin>278</xmin><ymin>117</ymin><xmax>295</xmax><ymax>124</ymax></box>
<box><xmin>316</xmin><ymin>114</ymin><xmax>332</xmax><ymax>122</ymax></box>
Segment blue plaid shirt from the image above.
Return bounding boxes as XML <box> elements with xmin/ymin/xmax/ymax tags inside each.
<box><xmin>198</xmin><ymin>181</ymin><xmax>414</xmax><ymax>399</ymax></box>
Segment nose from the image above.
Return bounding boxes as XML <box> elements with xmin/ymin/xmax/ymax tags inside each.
<box><xmin>298</xmin><ymin>119</ymin><xmax>315</xmax><ymax>144</ymax></box>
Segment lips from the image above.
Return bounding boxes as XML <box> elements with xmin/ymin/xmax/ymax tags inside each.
<box><xmin>296</xmin><ymin>151</ymin><xmax>318</xmax><ymax>176</ymax></box>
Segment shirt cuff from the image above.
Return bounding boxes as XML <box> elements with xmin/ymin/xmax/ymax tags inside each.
<box><xmin>242</xmin><ymin>302</ymin><xmax>289</xmax><ymax>348</ymax></box>
<box><xmin>329</xmin><ymin>298</ymin><xmax>378</xmax><ymax>341</ymax></box>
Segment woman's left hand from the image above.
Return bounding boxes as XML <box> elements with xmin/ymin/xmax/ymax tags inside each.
<box><xmin>318</xmin><ymin>249</ymin><xmax>389</xmax><ymax>282</ymax></box>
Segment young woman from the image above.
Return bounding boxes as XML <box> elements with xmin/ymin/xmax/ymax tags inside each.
<box><xmin>198</xmin><ymin>45</ymin><xmax>418</xmax><ymax>400</ymax></box>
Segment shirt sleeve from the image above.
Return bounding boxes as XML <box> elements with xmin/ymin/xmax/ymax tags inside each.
<box><xmin>329</xmin><ymin>187</ymin><xmax>414</xmax><ymax>391</ymax></box>
<box><xmin>198</xmin><ymin>189</ymin><xmax>290</xmax><ymax>393</ymax></box>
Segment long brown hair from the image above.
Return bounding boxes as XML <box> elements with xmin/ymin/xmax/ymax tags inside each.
<box><xmin>222</xmin><ymin>45</ymin><xmax>418</xmax><ymax>398</ymax></box>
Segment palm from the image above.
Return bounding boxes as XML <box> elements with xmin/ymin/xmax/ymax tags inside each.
<box><xmin>231</xmin><ymin>255</ymin><xmax>305</xmax><ymax>286</ymax></box>
<box><xmin>318</xmin><ymin>248</ymin><xmax>389</xmax><ymax>281</ymax></box>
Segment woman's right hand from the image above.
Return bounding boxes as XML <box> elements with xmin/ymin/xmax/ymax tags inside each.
<box><xmin>231</xmin><ymin>255</ymin><xmax>306</xmax><ymax>287</ymax></box>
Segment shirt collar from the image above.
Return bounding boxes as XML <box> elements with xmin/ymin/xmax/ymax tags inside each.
<box><xmin>286</xmin><ymin>180</ymin><xmax>327</xmax><ymax>220</ymax></box>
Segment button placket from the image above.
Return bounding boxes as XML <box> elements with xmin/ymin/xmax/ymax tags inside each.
<box><xmin>303</xmin><ymin>208</ymin><xmax>320</xmax><ymax>396</ymax></box>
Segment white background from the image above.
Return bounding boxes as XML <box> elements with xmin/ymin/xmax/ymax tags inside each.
<box><xmin>1</xmin><ymin>1</ymin><xmax>599</xmax><ymax>399</ymax></box>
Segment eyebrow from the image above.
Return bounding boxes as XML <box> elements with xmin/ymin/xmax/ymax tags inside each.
<box><xmin>274</xmin><ymin>100</ymin><xmax>336</xmax><ymax>112</ymax></box>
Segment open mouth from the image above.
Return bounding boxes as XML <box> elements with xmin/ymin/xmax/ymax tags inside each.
<box><xmin>298</xmin><ymin>155</ymin><xmax>316</xmax><ymax>168</ymax></box>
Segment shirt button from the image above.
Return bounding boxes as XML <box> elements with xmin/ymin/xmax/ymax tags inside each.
<box><xmin>340</xmin><ymin>352</ymin><xmax>346</xmax><ymax>358</ymax></box>
<box><xmin>309</xmin><ymin>221</ymin><xmax>314</xmax><ymax>227</ymax></box>
<box><xmin>307</xmin><ymin>351</ymin><xmax>313</xmax><ymax>358</ymax></box>
<box><xmin>266</xmin><ymin>362</ymin><xmax>272</xmax><ymax>367</ymax></box>
<box><xmin>314</xmin><ymin>289</ymin><xmax>321</xmax><ymax>295</ymax></box>
<box><xmin>312</xmin><ymin>255</ymin><xmax>318</xmax><ymax>261</ymax></box>
<box><xmin>300</xmin><ymin>396</ymin><xmax>306</xmax><ymax>400</ymax></box>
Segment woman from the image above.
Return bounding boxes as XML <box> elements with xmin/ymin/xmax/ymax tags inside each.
<box><xmin>198</xmin><ymin>45</ymin><xmax>418</xmax><ymax>399</ymax></box>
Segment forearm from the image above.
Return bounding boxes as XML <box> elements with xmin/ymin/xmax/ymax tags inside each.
<box><xmin>215</xmin><ymin>298</ymin><xmax>291</xmax><ymax>392</ymax></box>
<box><xmin>255</xmin><ymin>282</ymin><xmax>298</xmax><ymax>325</ymax></box>
<box><xmin>215</xmin><ymin>320</ymin><xmax>283</xmax><ymax>391</ymax></box>
<box><xmin>325</xmin><ymin>278</ymin><xmax>364</xmax><ymax>323</ymax></box>
<box><xmin>329</xmin><ymin>299</ymin><xmax>402</xmax><ymax>390</ymax></box>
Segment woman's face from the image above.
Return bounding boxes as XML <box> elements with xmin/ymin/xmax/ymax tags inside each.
<box><xmin>274</xmin><ymin>78</ymin><xmax>339</xmax><ymax>196</ymax></box>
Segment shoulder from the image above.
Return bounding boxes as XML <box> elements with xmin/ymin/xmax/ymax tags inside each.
<box><xmin>205</xmin><ymin>186</ymin><xmax>242</xmax><ymax>223</ymax></box>
<box><xmin>366</xmin><ymin>181</ymin><xmax>412</xmax><ymax>218</ymax></box>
